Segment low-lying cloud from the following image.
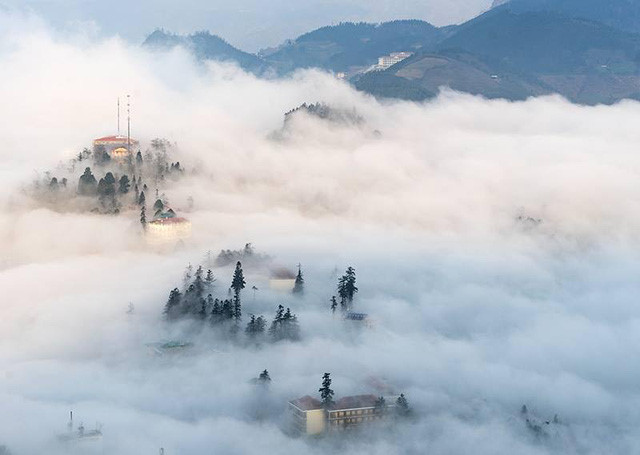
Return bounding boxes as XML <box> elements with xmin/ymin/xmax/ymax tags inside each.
<box><xmin>2</xmin><ymin>10</ymin><xmax>640</xmax><ymax>455</ymax></box>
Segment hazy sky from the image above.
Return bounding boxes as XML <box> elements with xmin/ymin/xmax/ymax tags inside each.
<box><xmin>1</xmin><ymin>0</ymin><xmax>492</xmax><ymax>50</ymax></box>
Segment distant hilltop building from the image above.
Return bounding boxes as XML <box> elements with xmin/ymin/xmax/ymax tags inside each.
<box><xmin>269</xmin><ymin>267</ymin><xmax>296</xmax><ymax>291</ymax></box>
<box><xmin>93</xmin><ymin>96</ymin><xmax>139</xmax><ymax>162</ymax></box>
<box><xmin>93</xmin><ymin>135</ymin><xmax>139</xmax><ymax>161</ymax></box>
<box><xmin>368</xmin><ymin>52</ymin><xmax>412</xmax><ymax>72</ymax></box>
<box><xmin>289</xmin><ymin>394</ymin><xmax>394</xmax><ymax>435</ymax></box>
<box><xmin>146</xmin><ymin>208</ymin><xmax>192</xmax><ymax>245</ymax></box>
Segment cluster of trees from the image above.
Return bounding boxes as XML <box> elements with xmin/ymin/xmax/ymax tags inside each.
<box><xmin>31</xmin><ymin>137</ymin><xmax>188</xmax><ymax>217</ymax></box>
<box><xmin>77</xmin><ymin>167</ymin><xmax>145</xmax><ymax>213</ymax></box>
<box><xmin>330</xmin><ymin>266</ymin><xmax>358</xmax><ymax>313</ymax></box>
<box><xmin>215</xmin><ymin>243</ymin><xmax>270</xmax><ymax>267</ymax></box>
<box><xmin>163</xmin><ymin>261</ymin><xmax>302</xmax><ymax>344</ymax></box>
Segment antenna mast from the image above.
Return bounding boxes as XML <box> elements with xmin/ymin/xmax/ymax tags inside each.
<box><xmin>127</xmin><ymin>94</ymin><xmax>131</xmax><ymax>152</ymax></box>
<box><xmin>117</xmin><ymin>98</ymin><xmax>120</xmax><ymax>135</ymax></box>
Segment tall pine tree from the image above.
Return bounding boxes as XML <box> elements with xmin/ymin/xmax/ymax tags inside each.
<box><xmin>231</xmin><ymin>261</ymin><xmax>245</xmax><ymax>321</ymax></box>
<box><xmin>292</xmin><ymin>264</ymin><xmax>304</xmax><ymax>295</ymax></box>
<box><xmin>337</xmin><ymin>266</ymin><xmax>358</xmax><ymax>311</ymax></box>
<box><xmin>319</xmin><ymin>373</ymin><xmax>334</xmax><ymax>409</ymax></box>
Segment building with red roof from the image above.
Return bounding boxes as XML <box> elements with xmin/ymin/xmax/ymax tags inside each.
<box><xmin>93</xmin><ymin>135</ymin><xmax>139</xmax><ymax>160</ymax></box>
<box><xmin>288</xmin><ymin>393</ymin><xmax>392</xmax><ymax>435</ymax></box>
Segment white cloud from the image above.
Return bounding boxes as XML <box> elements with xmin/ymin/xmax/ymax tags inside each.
<box><xmin>2</xmin><ymin>11</ymin><xmax>640</xmax><ymax>455</ymax></box>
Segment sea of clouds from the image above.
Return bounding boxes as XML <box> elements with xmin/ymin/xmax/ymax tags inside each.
<box><xmin>2</xmin><ymin>9</ymin><xmax>640</xmax><ymax>455</ymax></box>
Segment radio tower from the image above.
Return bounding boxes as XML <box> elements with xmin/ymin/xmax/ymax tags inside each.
<box><xmin>117</xmin><ymin>97</ymin><xmax>121</xmax><ymax>136</ymax></box>
<box><xmin>127</xmin><ymin>94</ymin><xmax>131</xmax><ymax>152</ymax></box>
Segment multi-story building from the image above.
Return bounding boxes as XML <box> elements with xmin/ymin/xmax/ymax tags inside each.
<box><xmin>375</xmin><ymin>52</ymin><xmax>413</xmax><ymax>71</ymax></box>
<box><xmin>289</xmin><ymin>394</ymin><xmax>391</xmax><ymax>435</ymax></box>
<box><xmin>93</xmin><ymin>135</ymin><xmax>140</xmax><ymax>159</ymax></box>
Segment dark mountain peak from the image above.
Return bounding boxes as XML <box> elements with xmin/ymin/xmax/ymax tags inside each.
<box><xmin>142</xmin><ymin>29</ymin><xmax>266</xmax><ymax>73</ymax></box>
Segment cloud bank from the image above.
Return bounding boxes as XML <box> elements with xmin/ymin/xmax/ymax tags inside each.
<box><xmin>2</xmin><ymin>11</ymin><xmax>640</xmax><ymax>455</ymax></box>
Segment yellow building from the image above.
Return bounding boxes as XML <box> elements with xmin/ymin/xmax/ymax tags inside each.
<box><xmin>93</xmin><ymin>135</ymin><xmax>139</xmax><ymax>160</ymax></box>
<box><xmin>289</xmin><ymin>396</ymin><xmax>327</xmax><ymax>435</ymax></box>
<box><xmin>289</xmin><ymin>394</ymin><xmax>387</xmax><ymax>435</ymax></box>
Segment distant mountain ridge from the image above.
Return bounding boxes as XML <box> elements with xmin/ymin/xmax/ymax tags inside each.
<box><xmin>143</xmin><ymin>1</ymin><xmax>640</xmax><ymax>105</ymax></box>
<box><xmin>143</xmin><ymin>30</ymin><xmax>266</xmax><ymax>73</ymax></box>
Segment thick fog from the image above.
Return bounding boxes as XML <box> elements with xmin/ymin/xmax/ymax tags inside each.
<box><xmin>3</xmin><ymin>10</ymin><xmax>640</xmax><ymax>455</ymax></box>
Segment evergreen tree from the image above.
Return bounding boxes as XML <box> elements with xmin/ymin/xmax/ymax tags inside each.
<box><xmin>221</xmin><ymin>299</ymin><xmax>234</xmax><ymax>321</ymax></box>
<box><xmin>395</xmin><ymin>393</ymin><xmax>410</xmax><ymax>417</ymax></box>
<box><xmin>183</xmin><ymin>263</ymin><xmax>193</xmax><ymax>290</ymax></box>
<box><xmin>319</xmin><ymin>373</ymin><xmax>334</xmax><ymax>409</ymax></box>
<box><xmin>136</xmin><ymin>150</ymin><xmax>143</xmax><ymax>165</ymax></box>
<box><xmin>330</xmin><ymin>296</ymin><xmax>338</xmax><ymax>314</ymax></box>
<box><xmin>268</xmin><ymin>305</ymin><xmax>285</xmax><ymax>341</ymax></box>
<box><xmin>246</xmin><ymin>314</ymin><xmax>266</xmax><ymax>340</ymax></box>
<box><xmin>164</xmin><ymin>288</ymin><xmax>182</xmax><ymax>320</ymax></box>
<box><xmin>258</xmin><ymin>369</ymin><xmax>271</xmax><ymax>384</ymax></box>
<box><xmin>282</xmin><ymin>307</ymin><xmax>301</xmax><ymax>341</ymax></box>
<box><xmin>292</xmin><ymin>264</ymin><xmax>304</xmax><ymax>295</ymax></box>
<box><xmin>374</xmin><ymin>396</ymin><xmax>386</xmax><ymax>415</ymax></box>
<box><xmin>78</xmin><ymin>167</ymin><xmax>97</xmax><ymax>196</ymax></box>
<box><xmin>118</xmin><ymin>175</ymin><xmax>131</xmax><ymax>194</ymax></box>
<box><xmin>138</xmin><ymin>190</ymin><xmax>146</xmax><ymax>207</ymax></box>
<box><xmin>211</xmin><ymin>297</ymin><xmax>222</xmax><ymax>325</ymax></box>
<box><xmin>231</xmin><ymin>262</ymin><xmax>245</xmax><ymax>321</ymax></box>
<box><xmin>337</xmin><ymin>266</ymin><xmax>358</xmax><ymax>311</ymax></box>
<box><xmin>205</xmin><ymin>269</ymin><xmax>215</xmax><ymax>290</ymax></box>
<box><xmin>153</xmin><ymin>198</ymin><xmax>164</xmax><ymax>213</ymax></box>
<box><xmin>140</xmin><ymin>205</ymin><xmax>146</xmax><ymax>230</ymax></box>
<box><xmin>198</xmin><ymin>298</ymin><xmax>208</xmax><ymax>320</ymax></box>
<box><xmin>49</xmin><ymin>177</ymin><xmax>59</xmax><ymax>191</ymax></box>
<box><xmin>194</xmin><ymin>266</ymin><xmax>205</xmax><ymax>299</ymax></box>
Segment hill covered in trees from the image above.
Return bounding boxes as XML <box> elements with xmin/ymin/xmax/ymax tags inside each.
<box><xmin>143</xmin><ymin>30</ymin><xmax>267</xmax><ymax>74</ymax></box>
<box><xmin>142</xmin><ymin>0</ymin><xmax>640</xmax><ymax>105</ymax></box>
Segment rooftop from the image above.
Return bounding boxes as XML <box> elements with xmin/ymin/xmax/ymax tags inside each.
<box><xmin>290</xmin><ymin>394</ymin><xmax>379</xmax><ymax>411</ymax></box>
<box><xmin>93</xmin><ymin>135</ymin><xmax>140</xmax><ymax>144</ymax></box>
<box><xmin>333</xmin><ymin>394</ymin><xmax>378</xmax><ymax>410</ymax></box>
<box><xmin>290</xmin><ymin>395</ymin><xmax>322</xmax><ymax>411</ymax></box>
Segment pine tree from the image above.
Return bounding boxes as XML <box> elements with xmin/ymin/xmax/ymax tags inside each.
<box><xmin>269</xmin><ymin>305</ymin><xmax>285</xmax><ymax>341</ymax></box>
<box><xmin>231</xmin><ymin>262</ymin><xmax>245</xmax><ymax>321</ymax></box>
<box><xmin>211</xmin><ymin>297</ymin><xmax>222</xmax><ymax>325</ymax></box>
<box><xmin>194</xmin><ymin>266</ymin><xmax>205</xmax><ymax>299</ymax></box>
<box><xmin>205</xmin><ymin>269</ymin><xmax>215</xmax><ymax>290</ymax></box>
<box><xmin>292</xmin><ymin>264</ymin><xmax>304</xmax><ymax>295</ymax></box>
<box><xmin>138</xmin><ymin>190</ymin><xmax>146</xmax><ymax>207</ymax></box>
<box><xmin>330</xmin><ymin>296</ymin><xmax>338</xmax><ymax>314</ymax></box>
<box><xmin>118</xmin><ymin>175</ymin><xmax>131</xmax><ymax>194</ymax></box>
<box><xmin>395</xmin><ymin>393</ymin><xmax>410</xmax><ymax>417</ymax></box>
<box><xmin>258</xmin><ymin>369</ymin><xmax>271</xmax><ymax>384</ymax></box>
<box><xmin>319</xmin><ymin>373</ymin><xmax>334</xmax><ymax>409</ymax></box>
<box><xmin>153</xmin><ymin>198</ymin><xmax>164</xmax><ymax>213</ymax></box>
<box><xmin>281</xmin><ymin>307</ymin><xmax>301</xmax><ymax>341</ymax></box>
<box><xmin>246</xmin><ymin>315</ymin><xmax>266</xmax><ymax>340</ymax></box>
<box><xmin>78</xmin><ymin>167</ymin><xmax>97</xmax><ymax>196</ymax></box>
<box><xmin>337</xmin><ymin>266</ymin><xmax>358</xmax><ymax>311</ymax></box>
<box><xmin>140</xmin><ymin>205</ymin><xmax>146</xmax><ymax>230</ymax></box>
<box><xmin>374</xmin><ymin>396</ymin><xmax>386</xmax><ymax>416</ymax></box>
<box><xmin>183</xmin><ymin>263</ymin><xmax>193</xmax><ymax>290</ymax></box>
<box><xmin>198</xmin><ymin>298</ymin><xmax>208</xmax><ymax>320</ymax></box>
<box><xmin>164</xmin><ymin>288</ymin><xmax>182</xmax><ymax>320</ymax></box>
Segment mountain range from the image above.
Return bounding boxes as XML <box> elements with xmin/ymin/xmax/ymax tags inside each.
<box><xmin>142</xmin><ymin>0</ymin><xmax>640</xmax><ymax>105</ymax></box>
